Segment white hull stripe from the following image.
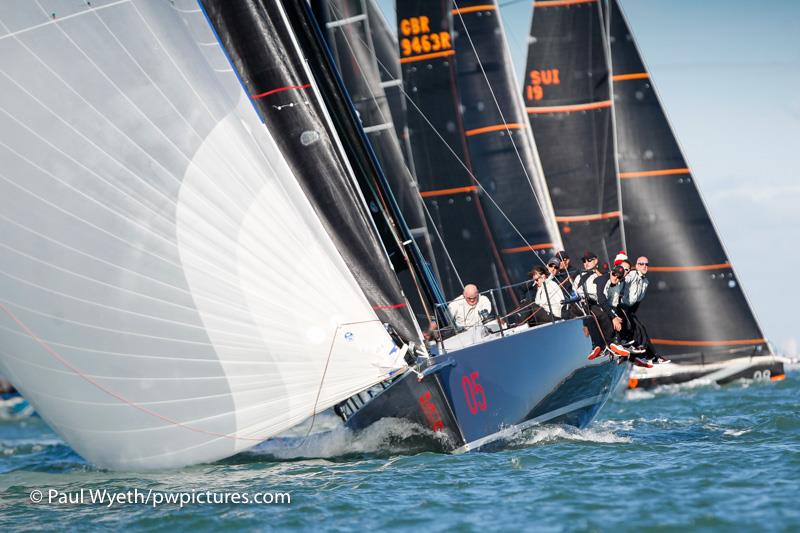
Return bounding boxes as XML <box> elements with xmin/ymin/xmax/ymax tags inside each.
<box><xmin>453</xmin><ymin>393</ymin><xmax>607</xmax><ymax>453</ymax></box>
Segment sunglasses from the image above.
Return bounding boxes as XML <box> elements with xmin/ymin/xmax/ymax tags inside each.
<box><xmin>582</xmin><ymin>258</ymin><xmax>595</xmax><ymax>263</ymax></box>
<box><xmin>465</xmin><ymin>296</ymin><xmax>479</xmax><ymax>301</ymax></box>
<box><xmin>637</xmin><ymin>262</ymin><xmax>649</xmax><ymax>266</ymax></box>
<box><xmin>623</xmin><ymin>268</ymin><xmax>630</xmax><ymax>272</ymax></box>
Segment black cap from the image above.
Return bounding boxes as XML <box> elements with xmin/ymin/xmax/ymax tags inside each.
<box><xmin>611</xmin><ymin>265</ymin><xmax>626</xmax><ymax>278</ymax></box>
<box><xmin>556</xmin><ymin>250</ymin><xmax>569</xmax><ymax>260</ymax></box>
<box><xmin>582</xmin><ymin>251</ymin><xmax>598</xmax><ymax>261</ymax></box>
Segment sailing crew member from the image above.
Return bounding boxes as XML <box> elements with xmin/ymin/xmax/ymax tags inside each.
<box><xmin>613</xmin><ymin>250</ymin><xmax>628</xmax><ymax>267</ymax></box>
<box><xmin>547</xmin><ymin>255</ymin><xmax>573</xmax><ymax>297</ymax></box>
<box><xmin>575</xmin><ymin>252</ymin><xmax>603</xmax><ymax>351</ymax></box>
<box><xmin>574</xmin><ymin>251</ymin><xmax>602</xmax><ymax>304</ymax></box>
<box><xmin>448</xmin><ymin>284</ymin><xmax>492</xmax><ymax>330</ymax></box>
<box><xmin>620</xmin><ymin>256</ymin><xmax>669</xmax><ymax>365</ymax></box>
<box><xmin>557</xmin><ymin>250</ymin><xmax>579</xmax><ymax>282</ymax></box>
<box><xmin>529</xmin><ymin>265</ymin><xmax>563</xmax><ymax>323</ymax></box>
<box><xmin>587</xmin><ymin>265</ymin><xmax>630</xmax><ymax>359</ymax></box>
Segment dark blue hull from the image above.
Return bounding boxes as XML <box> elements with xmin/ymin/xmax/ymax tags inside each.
<box><xmin>343</xmin><ymin>319</ymin><xmax>627</xmax><ymax>452</ymax></box>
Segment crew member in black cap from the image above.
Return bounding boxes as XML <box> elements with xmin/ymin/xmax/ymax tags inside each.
<box><xmin>548</xmin><ymin>254</ymin><xmax>573</xmax><ymax>297</ymax></box>
<box><xmin>574</xmin><ymin>251</ymin><xmax>602</xmax><ymax>306</ymax></box>
<box><xmin>556</xmin><ymin>250</ymin><xmax>579</xmax><ymax>281</ymax></box>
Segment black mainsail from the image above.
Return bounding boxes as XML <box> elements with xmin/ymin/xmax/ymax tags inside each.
<box><xmin>396</xmin><ymin>0</ymin><xmax>508</xmax><ymax>299</ymax></box>
<box><xmin>524</xmin><ymin>0</ymin><xmax>623</xmax><ymax>265</ymax></box>
<box><xmin>606</xmin><ymin>0</ymin><xmax>769</xmax><ymax>363</ymax></box>
<box><xmin>396</xmin><ymin>0</ymin><xmax>562</xmax><ymax>301</ymax></box>
<box><xmin>452</xmin><ymin>1</ymin><xmax>561</xmax><ymax>284</ymax></box>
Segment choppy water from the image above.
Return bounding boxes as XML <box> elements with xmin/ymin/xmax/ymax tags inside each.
<box><xmin>1</xmin><ymin>372</ymin><xmax>798</xmax><ymax>531</ymax></box>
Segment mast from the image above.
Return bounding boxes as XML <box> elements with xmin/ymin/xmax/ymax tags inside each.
<box><xmin>605</xmin><ymin>0</ymin><xmax>770</xmax><ymax>363</ymax></box>
<box><xmin>310</xmin><ymin>0</ymin><xmax>441</xmax><ymax>320</ymax></box>
<box><xmin>524</xmin><ymin>0</ymin><xmax>623</xmax><ymax>266</ymax></box>
<box><xmin>452</xmin><ymin>0</ymin><xmax>562</xmax><ymax>286</ymax></box>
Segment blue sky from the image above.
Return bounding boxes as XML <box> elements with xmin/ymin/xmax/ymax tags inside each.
<box><xmin>376</xmin><ymin>0</ymin><xmax>800</xmax><ymax>355</ymax></box>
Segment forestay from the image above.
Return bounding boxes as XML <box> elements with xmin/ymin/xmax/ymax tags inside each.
<box><xmin>0</xmin><ymin>0</ymin><xmax>408</xmax><ymax>470</ymax></box>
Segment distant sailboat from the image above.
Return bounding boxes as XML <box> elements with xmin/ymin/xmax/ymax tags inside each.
<box><xmin>604</xmin><ymin>0</ymin><xmax>784</xmax><ymax>387</ymax></box>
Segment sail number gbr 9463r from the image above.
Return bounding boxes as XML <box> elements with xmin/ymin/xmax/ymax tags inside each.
<box><xmin>399</xmin><ymin>16</ymin><xmax>452</xmax><ymax>60</ymax></box>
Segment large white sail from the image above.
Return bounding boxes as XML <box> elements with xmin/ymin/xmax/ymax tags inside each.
<box><xmin>0</xmin><ymin>0</ymin><xmax>405</xmax><ymax>470</ymax></box>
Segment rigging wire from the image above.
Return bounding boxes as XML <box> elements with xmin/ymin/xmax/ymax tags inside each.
<box><xmin>336</xmin><ymin>0</ymin><xmax>552</xmax><ymax>271</ymax></box>
<box><xmin>324</xmin><ymin>1</ymin><xmax>466</xmax><ymax>290</ymax></box>
<box><xmin>452</xmin><ymin>0</ymin><xmax>556</xmax><ymax>262</ymax></box>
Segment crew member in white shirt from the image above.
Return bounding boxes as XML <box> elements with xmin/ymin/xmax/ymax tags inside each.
<box><xmin>447</xmin><ymin>284</ymin><xmax>492</xmax><ymax>330</ymax></box>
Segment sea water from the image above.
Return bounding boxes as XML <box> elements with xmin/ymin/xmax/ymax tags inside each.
<box><xmin>1</xmin><ymin>372</ymin><xmax>798</xmax><ymax>531</ymax></box>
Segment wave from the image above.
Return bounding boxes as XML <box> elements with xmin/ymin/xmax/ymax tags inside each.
<box><xmin>235</xmin><ymin>416</ymin><xmax>453</xmax><ymax>462</ymax></box>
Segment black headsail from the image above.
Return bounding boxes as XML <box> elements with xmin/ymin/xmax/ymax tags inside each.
<box><xmin>524</xmin><ymin>0</ymin><xmax>623</xmax><ymax>265</ymax></box>
<box><xmin>201</xmin><ymin>0</ymin><xmax>427</xmax><ymax>342</ymax></box>
<box><xmin>605</xmin><ymin>0</ymin><xmax>769</xmax><ymax>363</ymax></box>
<box><xmin>452</xmin><ymin>0</ymin><xmax>562</xmax><ymax>285</ymax></box>
<box><xmin>397</xmin><ymin>0</ymin><xmax>562</xmax><ymax>302</ymax></box>
<box><xmin>310</xmin><ymin>0</ymin><xmax>440</xmax><ymax>318</ymax></box>
<box><xmin>396</xmin><ymin>0</ymin><xmax>508</xmax><ymax>299</ymax></box>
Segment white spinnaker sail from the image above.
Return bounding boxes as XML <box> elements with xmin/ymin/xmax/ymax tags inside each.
<box><xmin>0</xmin><ymin>0</ymin><xmax>405</xmax><ymax>470</ymax></box>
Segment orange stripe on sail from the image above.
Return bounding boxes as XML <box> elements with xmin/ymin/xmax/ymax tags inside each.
<box><xmin>452</xmin><ymin>4</ymin><xmax>497</xmax><ymax>15</ymax></box>
<box><xmin>502</xmin><ymin>243</ymin><xmax>555</xmax><ymax>254</ymax></box>
<box><xmin>619</xmin><ymin>168</ymin><xmax>690</xmax><ymax>179</ymax></box>
<box><xmin>648</xmin><ymin>263</ymin><xmax>731</xmax><ymax>272</ymax></box>
<box><xmin>651</xmin><ymin>338</ymin><xmax>767</xmax><ymax>347</ymax></box>
<box><xmin>420</xmin><ymin>185</ymin><xmax>478</xmax><ymax>198</ymax></box>
<box><xmin>612</xmin><ymin>72</ymin><xmax>650</xmax><ymax>81</ymax></box>
<box><xmin>555</xmin><ymin>211</ymin><xmax>620</xmax><ymax>223</ymax></box>
<box><xmin>535</xmin><ymin>0</ymin><xmax>597</xmax><ymax>7</ymax></box>
<box><xmin>399</xmin><ymin>50</ymin><xmax>455</xmax><ymax>64</ymax></box>
<box><xmin>465</xmin><ymin>123</ymin><xmax>527</xmax><ymax>137</ymax></box>
<box><xmin>527</xmin><ymin>100</ymin><xmax>611</xmax><ymax>114</ymax></box>
<box><xmin>770</xmin><ymin>374</ymin><xmax>786</xmax><ymax>382</ymax></box>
